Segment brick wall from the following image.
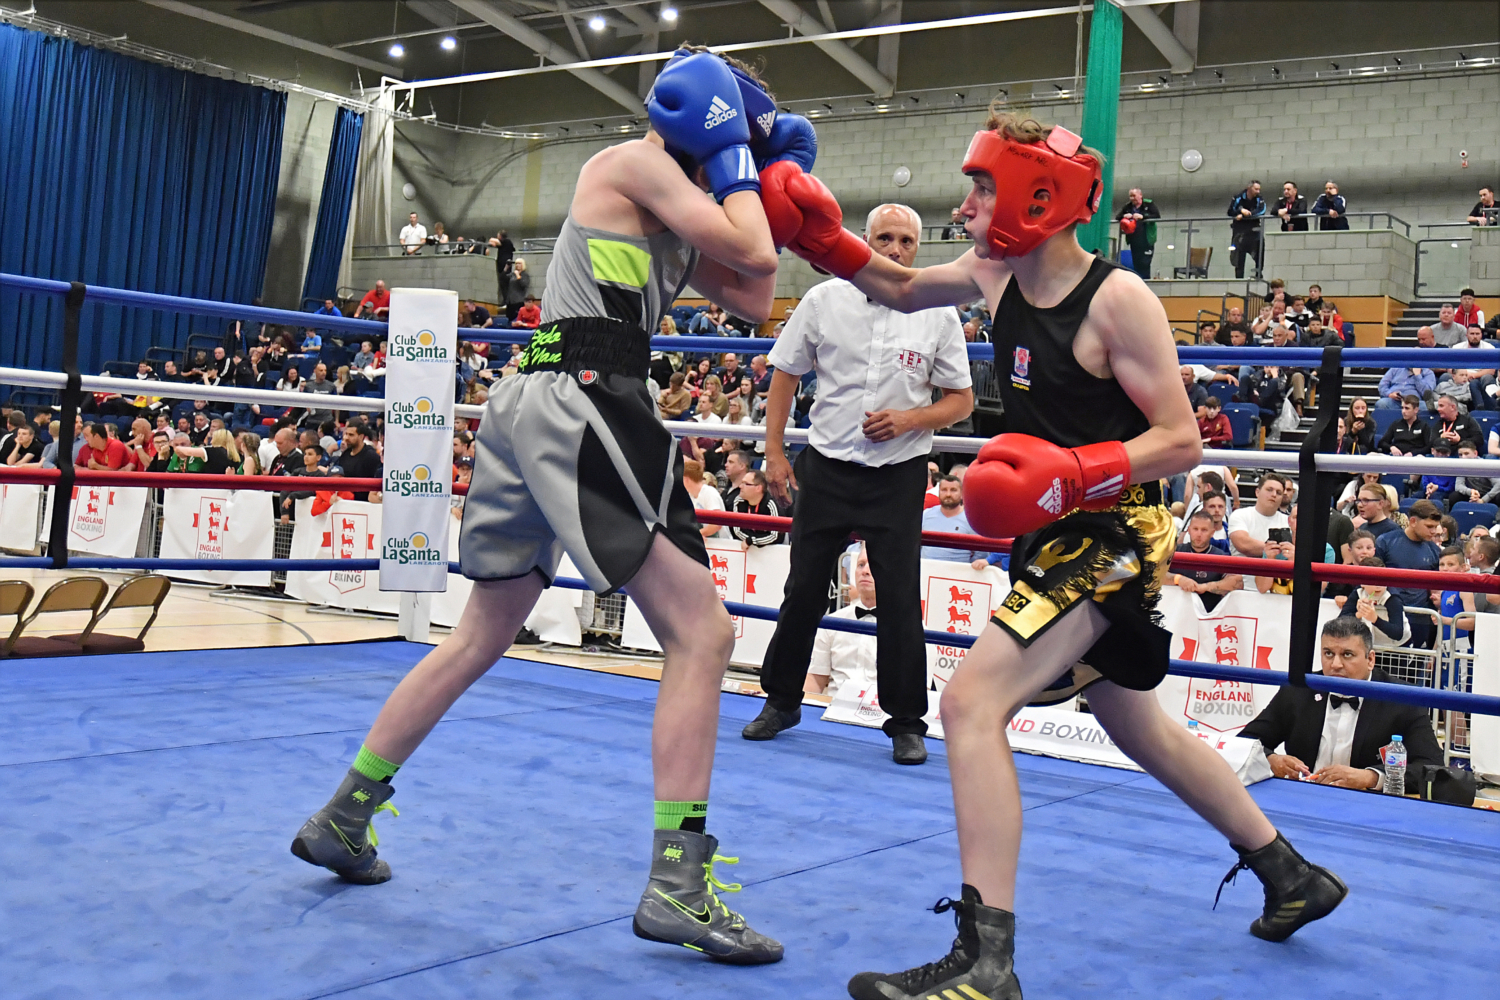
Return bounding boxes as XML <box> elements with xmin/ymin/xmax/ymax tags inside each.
<box><xmin>1473</xmin><ymin>228</ymin><xmax>1500</xmax><ymax>295</ymax></box>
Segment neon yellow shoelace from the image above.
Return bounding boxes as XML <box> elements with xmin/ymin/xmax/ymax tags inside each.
<box><xmin>366</xmin><ymin>801</ymin><xmax>400</xmax><ymax>847</ymax></box>
<box><xmin>704</xmin><ymin>852</ymin><xmax>744</xmax><ymax>919</ymax></box>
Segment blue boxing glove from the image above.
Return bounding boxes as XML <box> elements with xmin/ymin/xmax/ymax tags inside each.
<box><xmin>647</xmin><ymin>52</ymin><xmax>758</xmax><ymax>202</ymax></box>
<box><xmin>753</xmin><ymin>113</ymin><xmax>817</xmax><ymax>173</ymax></box>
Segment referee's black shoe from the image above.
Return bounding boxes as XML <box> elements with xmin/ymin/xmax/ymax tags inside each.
<box><xmin>892</xmin><ymin>733</ymin><xmax>928</xmax><ymax>765</ymax></box>
<box><xmin>741</xmin><ymin>702</ymin><xmax>801</xmax><ymax>740</ymax></box>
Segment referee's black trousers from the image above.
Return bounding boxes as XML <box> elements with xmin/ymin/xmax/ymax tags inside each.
<box><xmin>760</xmin><ymin>446</ymin><xmax>929</xmax><ymax>736</ymax></box>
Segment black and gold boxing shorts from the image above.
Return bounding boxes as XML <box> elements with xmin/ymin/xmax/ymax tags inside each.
<box><xmin>989</xmin><ymin>481</ymin><xmax>1177</xmax><ymax>704</ymax></box>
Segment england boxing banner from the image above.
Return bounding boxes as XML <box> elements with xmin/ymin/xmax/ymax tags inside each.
<box><xmin>158</xmin><ymin>488</ymin><xmax>275</xmax><ymax>587</ymax></box>
<box><xmin>431</xmin><ymin>517</ymin><xmax>586</xmax><ymax>645</ymax></box>
<box><xmin>620</xmin><ymin>539</ymin><xmax>792</xmax><ymax>666</ymax></box>
<box><xmin>920</xmin><ymin>560</ymin><xmax>1008</xmax><ymax>692</ymax></box>
<box><xmin>0</xmin><ymin>483</ymin><xmax>43</xmax><ymax>553</ymax></box>
<box><xmin>1467</xmin><ymin>615</ymin><xmax>1500</xmax><ymax>777</ymax></box>
<box><xmin>43</xmin><ymin>484</ymin><xmax>149</xmax><ymax>557</ymax></box>
<box><xmin>286</xmin><ymin>497</ymin><xmax>400</xmax><ymax>614</ymax></box>
<box><xmin>380</xmin><ymin>288</ymin><xmax>457</xmax><ymax>592</ymax></box>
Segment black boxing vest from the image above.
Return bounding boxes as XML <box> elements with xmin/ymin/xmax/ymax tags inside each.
<box><xmin>993</xmin><ymin>255</ymin><xmax>1150</xmax><ymax>449</ymax></box>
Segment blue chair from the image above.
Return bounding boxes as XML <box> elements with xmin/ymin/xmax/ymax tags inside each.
<box><xmin>1398</xmin><ymin>496</ymin><xmax>1418</xmax><ymax>514</ymax></box>
<box><xmin>1220</xmin><ymin>403</ymin><xmax>1260</xmax><ymax>448</ymax></box>
<box><xmin>1450</xmin><ymin>503</ymin><xmax>1498</xmax><ymax>536</ymax></box>
<box><xmin>1473</xmin><ymin>411</ymin><xmax>1498</xmax><ymax>439</ymax></box>
<box><xmin>1371</xmin><ymin>408</ymin><xmax>1404</xmax><ymax>441</ymax></box>
<box><xmin>1380</xmin><ymin>473</ymin><xmax>1406</xmax><ymax>494</ymax></box>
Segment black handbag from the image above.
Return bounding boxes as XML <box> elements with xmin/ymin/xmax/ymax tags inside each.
<box><xmin>1418</xmin><ymin>765</ymin><xmax>1476</xmax><ymax>806</ymax></box>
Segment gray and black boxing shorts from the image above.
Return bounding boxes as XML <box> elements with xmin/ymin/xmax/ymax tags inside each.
<box><xmin>458</xmin><ymin>317</ymin><xmax>708</xmax><ymax>594</ymax></box>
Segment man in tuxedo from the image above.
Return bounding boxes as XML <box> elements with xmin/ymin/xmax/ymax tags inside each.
<box><xmin>1240</xmin><ymin>616</ymin><xmax>1442</xmax><ymax>792</ymax></box>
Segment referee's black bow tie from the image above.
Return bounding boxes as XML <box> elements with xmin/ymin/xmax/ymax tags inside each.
<box><xmin>1328</xmin><ymin>694</ymin><xmax>1361</xmax><ymax>711</ymax></box>
<box><xmin>855</xmin><ymin>606</ymin><xmax>877</xmax><ymax>619</ymax></box>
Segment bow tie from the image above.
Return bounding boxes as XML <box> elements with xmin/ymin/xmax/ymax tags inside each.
<box><xmin>855</xmin><ymin>606</ymin><xmax>878</xmax><ymax>619</ymax></box>
<box><xmin>1328</xmin><ymin>694</ymin><xmax>1361</xmax><ymax>711</ymax></box>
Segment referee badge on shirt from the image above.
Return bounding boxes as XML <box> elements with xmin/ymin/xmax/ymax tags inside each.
<box><xmin>1012</xmin><ymin>345</ymin><xmax>1031</xmax><ymax>389</ymax></box>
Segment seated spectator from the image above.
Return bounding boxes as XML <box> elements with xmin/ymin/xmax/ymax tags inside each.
<box><xmin>701</xmin><ymin>375</ymin><xmax>729</xmax><ymax>419</ymax></box>
<box><xmin>83</xmin><ymin>422</ymin><xmax>131</xmax><ymax>471</ymax></box>
<box><xmin>1180</xmin><ymin>366</ymin><xmax>1209</xmax><ymax>418</ymax></box>
<box><xmin>1317</xmin><ymin>302</ymin><xmax>1344</xmax><ymax>340</ymax></box>
<box><xmin>921</xmin><ymin>476</ymin><xmax>982</xmax><ymax>563</ymax></box>
<box><xmin>1455</xmin><ymin>287</ymin><xmax>1487</xmax><ymax>330</ymax></box>
<box><xmin>1197</xmin><ymin>396</ymin><xmax>1232</xmax><ymax>448</ymax></box>
<box><xmin>1431</xmin><ymin>393</ymin><xmax>1482</xmax><ymax>451</ymax></box>
<box><xmin>1199</xmin><ymin>490</ymin><xmax>1232</xmax><ymax>546</ymax></box>
<box><xmin>300</xmin><ymin>329</ymin><xmax>322</xmax><ymax>355</ymax></box>
<box><xmin>1239</xmin><ymin>616</ymin><xmax>1441</xmax><ymax>791</ymax></box>
<box><xmin>1228</xmin><ymin>474</ymin><xmax>1289</xmax><ymax>566</ymax></box>
<box><xmin>1219</xmin><ymin>304</ymin><xmax>1251</xmax><ymax>344</ymax></box>
<box><xmin>1305</xmin><ymin>284</ymin><xmax>1330</xmax><ymax>315</ymax></box>
<box><xmin>514</xmin><ymin>295</ymin><xmax>541</xmax><ymax>329</ymax></box>
<box><xmin>805</xmin><ymin>545</ymin><xmax>881</xmax><ymax>700</ymax></box>
<box><xmin>1375</xmin><ymin>351</ymin><xmax>1436</xmax><ymax>410</ymax></box>
<box><xmin>1305</xmin><ymin>315</ymin><xmax>1340</xmax><ymax>348</ymax></box>
<box><xmin>264</xmin><ymin>426</ymin><xmax>299</xmax><ymax>477</ymax></box>
<box><xmin>278</xmin><ymin>446</ymin><xmax>329</xmax><ymax>523</ymax></box>
<box><xmin>1421</xmin><ymin>443</ymin><xmax>1461</xmax><ymax>507</ymax></box>
<box><xmin>334</xmin><ymin>422</ymin><xmax>382</xmax><ymax>501</ymax></box>
<box><xmin>1334</xmin><ymin>557</ymin><xmax>1410</xmax><ymax>647</ymax></box>
<box><xmin>1435</xmin><ymin>368</ymin><xmax>1481</xmax><ymax>414</ymax></box>
<box><xmin>1351</xmin><ymin>482</ymin><xmax>1400</xmax><ymax>539</ymax></box>
<box><xmin>690</xmin><ymin>303</ymin><xmax>728</xmax><ymax>337</ymax></box>
<box><xmin>1376</xmin><ymin>396</ymin><xmax>1432</xmax><ymax>455</ymax></box>
<box><xmin>1196</xmin><ymin>321</ymin><xmax>1219</xmax><ymax>347</ymax></box>
<box><xmin>682</xmin><ymin>458</ymin><xmax>727</xmax><ymax>539</ymax></box>
<box><xmin>3</xmin><ymin>423</ymin><xmax>42</xmax><ymax>466</ymax></box>
<box><xmin>730</xmin><ymin>470</ymin><xmax>781</xmax><ymax>547</ymax></box>
<box><xmin>207</xmin><ymin>346</ymin><xmax>233</xmax><ymax>386</ymax></box>
<box><xmin>1432</xmin><ymin>303</ymin><xmax>1466</xmax><ymax>346</ymax></box>
<box><xmin>1285</xmin><ymin>295</ymin><xmax>1314</xmax><ymax>329</ymax></box>
<box><xmin>1168</xmin><ymin>511</ymin><xmax>1241</xmax><ymax>611</ymax></box>
<box><xmin>1311</xmin><ymin>180</ymin><xmax>1348</xmax><ymax>230</ymax></box>
<box><xmin>1455</xmin><ymin>439</ymin><xmax>1500</xmax><ymax>504</ymax></box>
<box><xmin>357</xmin><ymin>280</ymin><xmax>391</xmax><ymax>320</ymax></box>
<box><xmin>122</xmin><ymin>418</ymin><xmax>153</xmax><ymax>471</ymax></box>
<box><xmin>1376</xmin><ymin>499</ymin><xmax>1444</xmax><ymax>648</ymax></box>
<box><xmin>658</xmin><ymin>372</ymin><xmax>692</xmax><ymax>420</ymax></box>
<box><xmin>352</xmin><ymin>341</ymin><xmax>376</xmax><ymax>370</ymax></box>
<box><xmin>1341</xmin><ymin>397</ymin><xmax>1375</xmax><ymax>454</ymax></box>
<box><xmin>0</xmin><ymin>410</ymin><xmax>27</xmax><ymax>460</ymax></box>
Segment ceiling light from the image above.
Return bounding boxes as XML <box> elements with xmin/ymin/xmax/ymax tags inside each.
<box><xmin>440</xmin><ymin>36</ymin><xmax>457</xmax><ymax>51</ymax></box>
<box><xmin>588</xmin><ymin>15</ymin><xmax>606</xmax><ymax>31</ymax></box>
<box><xmin>661</xmin><ymin>5</ymin><xmax>678</xmax><ymax>21</ymax></box>
<box><xmin>388</xmin><ymin>43</ymin><xmax>404</xmax><ymax>58</ymax></box>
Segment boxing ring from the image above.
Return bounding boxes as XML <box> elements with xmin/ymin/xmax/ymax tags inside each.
<box><xmin>2</xmin><ymin>272</ymin><xmax>1497</xmax><ymax>999</ymax></box>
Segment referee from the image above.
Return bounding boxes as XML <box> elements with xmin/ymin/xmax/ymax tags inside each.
<box><xmin>744</xmin><ymin>203</ymin><xmax>973</xmax><ymax>764</ymax></box>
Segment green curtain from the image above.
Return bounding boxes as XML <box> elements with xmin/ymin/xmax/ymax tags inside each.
<box><xmin>1076</xmin><ymin>1</ymin><xmax>1123</xmax><ymax>255</ymax></box>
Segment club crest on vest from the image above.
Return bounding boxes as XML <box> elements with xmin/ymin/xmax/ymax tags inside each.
<box><xmin>577</xmin><ymin>370</ymin><xmax>598</xmax><ymax>385</ymax></box>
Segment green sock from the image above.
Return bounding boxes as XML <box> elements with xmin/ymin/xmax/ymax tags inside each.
<box><xmin>352</xmin><ymin>745</ymin><xmax>401</xmax><ymax>783</ymax></box>
<box><xmin>655</xmin><ymin>800</ymin><xmax>708</xmax><ymax>834</ymax></box>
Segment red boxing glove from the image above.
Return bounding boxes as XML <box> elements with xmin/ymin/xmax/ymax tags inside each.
<box><xmin>782</xmin><ymin>172</ymin><xmax>872</xmax><ymax>280</ymax></box>
<box><xmin>965</xmin><ymin>434</ymin><xmax>1131</xmax><ymax>539</ymax></box>
<box><xmin>758</xmin><ymin>161</ymin><xmax>805</xmax><ymax>249</ymax></box>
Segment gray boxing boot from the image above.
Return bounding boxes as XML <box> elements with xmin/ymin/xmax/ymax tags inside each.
<box><xmin>290</xmin><ymin>768</ymin><xmax>399</xmax><ymax>885</ymax></box>
<box><xmin>1216</xmin><ymin>831</ymin><xmax>1347</xmax><ymax>942</ymax></box>
<box><xmin>848</xmin><ymin>884</ymin><xmax>1022</xmax><ymax>1000</ymax></box>
<box><xmin>631</xmin><ymin>829</ymin><xmax>783</xmax><ymax>964</ymax></box>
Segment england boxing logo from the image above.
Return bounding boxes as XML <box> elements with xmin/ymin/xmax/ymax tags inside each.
<box><xmin>704</xmin><ymin>95</ymin><xmax>738</xmax><ymax>129</ymax></box>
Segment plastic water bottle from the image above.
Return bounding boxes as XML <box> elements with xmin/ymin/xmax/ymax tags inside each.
<box><xmin>1187</xmin><ymin>719</ymin><xmax>1202</xmax><ymax>740</ymax></box>
<box><xmin>1381</xmin><ymin>735</ymin><xmax>1407</xmax><ymax>796</ymax></box>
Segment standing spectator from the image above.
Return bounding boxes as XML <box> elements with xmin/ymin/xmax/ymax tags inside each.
<box><xmin>334</xmin><ymin>422</ymin><xmax>381</xmax><ymax>501</ymax></box>
<box><xmin>681</xmin><ymin>458</ymin><xmax>727</xmax><ymax>539</ymax></box>
<box><xmin>1114</xmin><ymin>187</ymin><xmax>1159</xmax><ymax>280</ymax></box>
<box><xmin>175</xmin><ymin>428</ymin><xmax>240</xmax><ymax>475</ymax></box>
<box><xmin>1375</xmin><ymin>499</ymin><xmax>1445</xmax><ymax>648</ymax></box>
<box><xmin>357</xmin><ymin>280</ymin><xmax>391</xmax><ymax>320</ymax></box>
<box><xmin>279</xmin><ymin>447</ymin><xmax>329</xmax><ymax>522</ymax></box>
<box><xmin>1455</xmin><ymin>288</ymin><xmax>1487</xmax><ymax>331</ymax></box>
<box><xmin>729</xmin><ymin>470</ymin><xmax>781</xmax><ymax>547</ymax></box>
<box><xmin>1311</xmin><ymin>180</ymin><xmax>1348</xmax><ymax>230</ymax></box>
<box><xmin>749</xmin><ymin>203</ymin><xmax>972</xmax><ymax>765</ymax></box>
<box><xmin>236</xmin><ymin>432</ymin><xmax>263</xmax><ymax>476</ymax></box>
<box><xmin>427</xmin><ymin>221</ymin><xmax>449</xmax><ymax>251</ymax></box>
<box><xmin>399</xmin><ymin>212</ymin><xmax>427</xmax><ymax>255</ymax></box>
<box><xmin>1227</xmin><ymin>474</ymin><xmax>1290</xmax><ymax>561</ymax></box>
<box><xmin>1197</xmin><ymin>397</ymin><xmax>1232</xmax><ymax>447</ymax></box>
<box><xmin>920</xmin><ymin>476</ymin><xmax>981</xmax><ymax>562</ymax></box>
<box><xmin>1168</xmin><ymin>511</ymin><xmax>1241</xmax><ymax>611</ymax></box>
<box><xmin>487</xmin><ymin>228</ymin><xmax>515</xmax><ymax>305</ymax></box>
<box><xmin>1468</xmin><ymin>186</ymin><xmax>1498</xmax><ymax>227</ymax></box>
<box><xmin>503</xmin><ymin>258</ymin><xmax>531</xmax><ymax>323</ymax></box>
<box><xmin>1274</xmin><ymin>181</ymin><xmax>1308</xmax><ymax>231</ymax></box>
<box><xmin>1227</xmin><ymin>179</ymin><xmax>1266</xmax><ymax>278</ymax></box>
<box><xmin>1377</xmin><ymin>395</ymin><xmax>1433</xmax><ymax>455</ymax></box>
<box><xmin>1432</xmin><ymin>303</ymin><xmax>1465</xmax><ymax>346</ymax></box>
<box><xmin>1376</xmin><ymin>357</ymin><xmax>1436</xmax><ymax>410</ymax></box>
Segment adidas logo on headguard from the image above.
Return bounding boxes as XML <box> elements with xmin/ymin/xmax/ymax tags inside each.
<box><xmin>756</xmin><ymin>110</ymin><xmax>776</xmax><ymax>136</ymax></box>
<box><xmin>705</xmin><ymin>96</ymin><xmax>738</xmax><ymax>129</ymax></box>
<box><xmin>1037</xmin><ymin>478</ymin><xmax>1063</xmax><ymax>515</ymax></box>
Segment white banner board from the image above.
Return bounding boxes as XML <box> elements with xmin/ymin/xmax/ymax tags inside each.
<box><xmin>381</xmin><ymin>287</ymin><xmax>457</xmax><ymax>591</ymax></box>
<box><xmin>0</xmin><ymin>483</ymin><xmax>42</xmax><ymax>553</ymax></box>
<box><xmin>430</xmin><ymin>518</ymin><xmax>585</xmax><ymax>645</ymax></box>
<box><xmin>1468</xmin><ymin>614</ymin><xmax>1500</xmax><ymax>776</ymax></box>
<box><xmin>286</xmin><ymin>498</ymin><xmax>400</xmax><ymax>614</ymax></box>
<box><xmin>158</xmin><ymin>488</ymin><xmax>274</xmax><ymax>586</ymax></box>
<box><xmin>43</xmin><ymin>484</ymin><xmax>149</xmax><ymax>557</ymax></box>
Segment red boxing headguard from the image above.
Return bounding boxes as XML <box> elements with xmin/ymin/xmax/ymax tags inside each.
<box><xmin>961</xmin><ymin>125</ymin><xmax>1102</xmax><ymax>258</ymax></box>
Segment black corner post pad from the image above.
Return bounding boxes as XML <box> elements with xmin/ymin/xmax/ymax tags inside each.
<box><xmin>1287</xmin><ymin>344</ymin><xmax>1344</xmax><ymax>688</ymax></box>
<box><xmin>47</xmin><ymin>281</ymin><xmax>87</xmax><ymax>570</ymax></box>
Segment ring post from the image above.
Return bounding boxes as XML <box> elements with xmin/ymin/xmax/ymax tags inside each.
<box><xmin>47</xmin><ymin>281</ymin><xmax>87</xmax><ymax>569</ymax></box>
<box><xmin>398</xmin><ymin>592</ymin><xmax>433</xmax><ymax>643</ymax></box>
<box><xmin>1287</xmin><ymin>344</ymin><xmax>1344</xmax><ymax>687</ymax></box>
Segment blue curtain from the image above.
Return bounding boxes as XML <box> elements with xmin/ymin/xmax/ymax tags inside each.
<box><xmin>300</xmin><ymin>106</ymin><xmax>364</xmax><ymax>308</ymax></box>
<box><xmin>0</xmin><ymin>23</ymin><xmax>286</xmax><ymax>375</ymax></box>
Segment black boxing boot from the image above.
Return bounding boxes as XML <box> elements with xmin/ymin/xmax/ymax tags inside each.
<box><xmin>1215</xmin><ymin>831</ymin><xmax>1347</xmax><ymax>942</ymax></box>
<box><xmin>848</xmin><ymin>884</ymin><xmax>1022</xmax><ymax>1000</ymax></box>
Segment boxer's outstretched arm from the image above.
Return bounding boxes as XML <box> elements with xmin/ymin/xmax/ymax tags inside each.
<box><xmin>847</xmin><ymin>246</ymin><xmax>988</xmax><ymax>314</ymax></box>
<box><xmin>1091</xmin><ymin>272</ymin><xmax>1202</xmax><ymax>481</ymax></box>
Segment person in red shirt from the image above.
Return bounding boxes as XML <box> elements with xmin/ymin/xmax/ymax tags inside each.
<box><xmin>84</xmin><ymin>423</ymin><xmax>132</xmax><ymax>471</ymax></box>
<box><xmin>1454</xmin><ymin>287</ymin><xmax>1486</xmax><ymax>330</ymax></box>
<box><xmin>513</xmin><ymin>294</ymin><xmax>541</xmax><ymax>329</ymax></box>
<box><xmin>1197</xmin><ymin>396</ymin><xmax>1233</xmax><ymax>448</ymax></box>
<box><xmin>357</xmin><ymin>280</ymin><xmax>391</xmax><ymax>319</ymax></box>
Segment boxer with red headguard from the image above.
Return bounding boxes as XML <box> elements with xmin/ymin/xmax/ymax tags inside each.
<box><xmin>761</xmin><ymin>110</ymin><xmax>1345</xmax><ymax>1000</ymax></box>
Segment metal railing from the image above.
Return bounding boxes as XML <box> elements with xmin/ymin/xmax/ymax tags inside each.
<box><xmin>1114</xmin><ymin>213</ymin><xmax>1413</xmax><ymax>282</ymax></box>
<box><xmin>352</xmin><ymin>240</ymin><xmax>503</xmax><ymax>258</ymax></box>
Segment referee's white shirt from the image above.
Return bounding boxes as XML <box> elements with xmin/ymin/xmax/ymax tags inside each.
<box><xmin>767</xmin><ymin>278</ymin><xmax>970</xmax><ymax>468</ymax></box>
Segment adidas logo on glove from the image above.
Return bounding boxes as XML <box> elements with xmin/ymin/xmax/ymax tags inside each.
<box><xmin>756</xmin><ymin>110</ymin><xmax>776</xmax><ymax>136</ymax></box>
<box><xmin>704</xmin><ymin>95</ymin><xmax>738</xmax><ymax>129</ymax></box>
<box><xmin>1037</xmin><ymin>478</ymin><xmax>1063</xmax><ymax>515</ymax></box>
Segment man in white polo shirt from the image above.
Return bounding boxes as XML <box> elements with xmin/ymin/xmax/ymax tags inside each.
<box><xmin>398</xmin><ymin>212</ymin><xmax>427</xmax><ymax>255</ymax></box>
<box><xmin>743</xmin><ymin>203</ymin><xmax>973</xmax><ymax>765</ymax></box>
